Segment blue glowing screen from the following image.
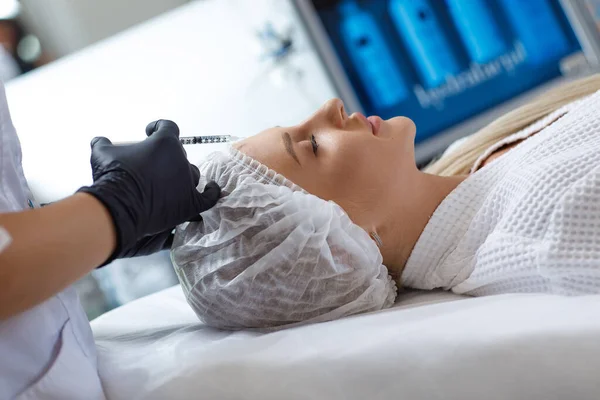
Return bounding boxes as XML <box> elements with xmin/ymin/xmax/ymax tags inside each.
<box><xmin>313</xmin><ymin>0</ymin><xmax>580</xmax><ymax>142</ymax></box>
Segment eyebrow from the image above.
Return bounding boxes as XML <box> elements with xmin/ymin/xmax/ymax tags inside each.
<box><xmin>282</xmin><ymin>131</ymin><xmax>301</xmax><ymax>165</ymax></box>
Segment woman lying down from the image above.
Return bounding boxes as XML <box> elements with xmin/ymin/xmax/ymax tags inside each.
<box><xmin>171</xmin><ymin>74</ymin><xmax>600</xmax><ymax>330</ymax></box>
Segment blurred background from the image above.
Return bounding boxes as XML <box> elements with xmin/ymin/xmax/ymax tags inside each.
<box><xmin>5</xmin><ymin>0</ymin><xmax>600</xmax><ymax>319</ymax></box>
<box><xmin>0</xmin><ymin>0</ymin><xmax>191</xmax><ymax>79</ymax></box>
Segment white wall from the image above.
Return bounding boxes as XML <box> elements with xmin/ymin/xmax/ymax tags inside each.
<box><xmin>18</xmin><ymin>0</ymin><xmax>190</xmax><ymax>58</ymax></box>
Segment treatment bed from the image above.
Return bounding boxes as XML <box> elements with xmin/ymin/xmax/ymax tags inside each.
<box><xmin>92</xmin><ymin>286</ymin><xmax>600</xmax><ymax>400</ymax></box>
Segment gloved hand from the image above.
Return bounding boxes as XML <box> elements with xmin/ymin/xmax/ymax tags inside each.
<box><xmin>78</xmin><ymin>120</ymin><xmax>221</xmax><ymax>265</ymax></box>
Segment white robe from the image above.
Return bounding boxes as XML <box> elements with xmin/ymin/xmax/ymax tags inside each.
<box><xmin>402</xmin><ymin>91</ymin><xmax>600</xmax><ymax>296</ymax></box>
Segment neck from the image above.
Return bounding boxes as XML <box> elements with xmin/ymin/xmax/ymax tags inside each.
<box><xmin>378</xmin><ymin>172</ymin><xmax>467</xmax><ymax>280</ymax></box>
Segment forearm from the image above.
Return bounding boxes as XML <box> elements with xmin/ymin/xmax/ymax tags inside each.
<box><xmin>0</xmin><ymin>193</ymin><xmax>116</xmax><ymax>319</ymax></box>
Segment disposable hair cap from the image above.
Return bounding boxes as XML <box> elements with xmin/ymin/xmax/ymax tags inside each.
<box><xmin>171</xmin><ymin>146</ymin><xmax>397</xmax><ymax>329</ymax></box>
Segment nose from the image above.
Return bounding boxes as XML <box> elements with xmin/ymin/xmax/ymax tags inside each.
<box><xmin>321</xmin><ymin>98</ymin><xmax>346</xmax><ymax>128</ymax></box>
<box><xmin>301</xmin><ymin>98</ymin><xmax>346</xmax><ymax>130</ymax></box>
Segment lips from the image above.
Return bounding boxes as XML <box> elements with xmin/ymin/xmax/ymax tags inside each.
<box><xmin>352</xmin><ymin>111</ymin><xmax>383</xmax><ymax>136</ymax></box>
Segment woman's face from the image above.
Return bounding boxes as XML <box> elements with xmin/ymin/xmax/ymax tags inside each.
<box><xmin>235</xmin><ymin>98</ymin><xmax>417</xmax><ymax>228</ymax></box>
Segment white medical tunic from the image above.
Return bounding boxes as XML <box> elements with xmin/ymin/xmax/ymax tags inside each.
<box><xmin>403</xmin><ymin>90</ymin><xmax>600</xmax><ymax>295</ymax></box>
<box><xmin>0</xmin><ymin>83</ymin><xmax>104</xmax><ymax>399</ymax></box>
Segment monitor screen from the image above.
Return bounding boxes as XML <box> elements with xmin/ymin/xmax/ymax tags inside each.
<box><xmin>310</xmin><ymin>0</ymin><xmax>581</xmax><ymax>144</ymax></box>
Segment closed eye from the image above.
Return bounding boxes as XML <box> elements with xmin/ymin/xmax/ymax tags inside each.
<box><xmin>311</xmin><ymin>134</ymin><xmax>319</xmax><ymax>155</ymax></box>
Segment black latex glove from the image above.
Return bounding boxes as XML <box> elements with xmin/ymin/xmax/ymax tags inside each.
<box><xmin>78</xmin><ymin>120</ymin><xmax>221</xmax><ymax>265</ymax></box>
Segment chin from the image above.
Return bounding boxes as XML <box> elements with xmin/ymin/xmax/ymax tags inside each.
<box><xmin>387</xmin><ymin>116</ymin><xmax>416</xmax><ymax>140</ymax></box>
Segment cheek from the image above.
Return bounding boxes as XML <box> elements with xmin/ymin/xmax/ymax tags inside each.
<box><xmin>320</xmin><ymin>140</ymin><xmax>383</xmax><ymax>201</ymax></box>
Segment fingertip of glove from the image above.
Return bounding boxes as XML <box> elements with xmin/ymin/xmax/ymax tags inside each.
<box><xmin>145</xmin><ymin>120</ymin><xmax>160</xmax><ymax>137</ymax></box>
<box><xmin>90</xmin><ymin>136</ymin><xmax>111</xmax><ymax>148</ymax></box>
<box><xmin>189</xmin><ymin>214</ymin><xmax>204</xmax><ymax>223</ymax></box>
<box><xmin>204</xmin><ymin>181</ymin><xmax>221</xmax><ymax>196</ymax></box>
<box><xmin>146</xmin><ymin>119</ymin><xmax>180</xmax><ymax>138</ymax></box>
<box><xmin>200</xmin><ymin>181</ymin><xmax>221</xmax><ymax>206</ymax></box>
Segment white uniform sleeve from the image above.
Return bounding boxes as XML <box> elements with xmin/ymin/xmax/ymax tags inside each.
<box><xmin>0</xmin><ymin>80</ymin><xmax>29</xmax><ymax>254</ymax></box>
<box><xmin>0</xmin><ymin>226</ymin><xmax>11</xmax><ymax>254</ymax></box>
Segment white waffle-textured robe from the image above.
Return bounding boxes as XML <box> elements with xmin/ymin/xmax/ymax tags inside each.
<box><xmin>402</xmin><ymin>91</ymin><xmax>600</xmax><ymax>295</ymax></box>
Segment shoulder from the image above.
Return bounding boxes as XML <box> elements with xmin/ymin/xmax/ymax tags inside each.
<box><xmin>471</xmin><ymin>90</ymin><xmax>600</xmax><ymax>173</ymax></box>
<box><xmin>532</xmin><ymin>163</ymin><xmax>600</xmax><ymax>294</ymax></box>
<box><xmin>544</xmin><ymin>163</ymin><xmax>600</xmax><ymax>238</ymax></box>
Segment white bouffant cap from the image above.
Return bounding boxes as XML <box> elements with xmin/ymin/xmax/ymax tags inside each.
<box><xmin>171</xmin><ymin>146</ymin><xmax>397</xmax><ymax>329</ymax></box>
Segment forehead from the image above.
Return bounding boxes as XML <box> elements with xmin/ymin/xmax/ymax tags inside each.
<box><xmin>234</xmin><ymin>127</ymin><xmax>302</xmax><ymax>182</ymax></box>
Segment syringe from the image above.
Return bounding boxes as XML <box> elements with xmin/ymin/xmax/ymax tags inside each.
<box><xmin>179</xmin><ymin>135</ymin><xmax>243</xmax><ymax>145</ymax></box>
<box><xmin>114</xmin><ymin>135</ymin><xmax>243</xmax><ymax>146</ymax></box>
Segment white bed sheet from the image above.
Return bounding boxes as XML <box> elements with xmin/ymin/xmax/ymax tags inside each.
<box><xmin>92</xmin><ymin>286</ymin><xmax>600</xmax><ymax>400</ymax></box>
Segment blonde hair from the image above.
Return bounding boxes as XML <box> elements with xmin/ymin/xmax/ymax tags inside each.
<box><xmin>425</xmin><ymin>74</ymin><xmax>600</xmax><ymax>176</ymax></box>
